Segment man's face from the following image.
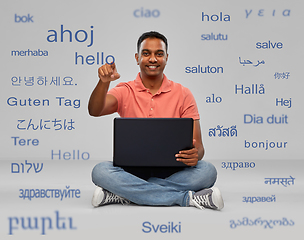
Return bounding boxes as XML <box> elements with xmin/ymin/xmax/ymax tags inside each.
<box><xmin>135</xmin><ymin>38</ymin><xmax>168</xmax><ymax>79</ymax></box>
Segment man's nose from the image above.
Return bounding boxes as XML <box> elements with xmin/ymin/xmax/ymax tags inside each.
<box><xmin>149</xmin><ymin>54</ymin><xmax>157</xmax><ymax>62</ymax></box>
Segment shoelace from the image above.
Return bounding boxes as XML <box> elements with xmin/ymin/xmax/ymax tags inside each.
<box><xmin>103</xmin><ymin>191</ymin><xmax>130</xmax><ymax>205</ymax></box>
<box><xmin>191</xmin><ymin>192</ymin><xmax>213</xmax><ymax>210</ymax></box>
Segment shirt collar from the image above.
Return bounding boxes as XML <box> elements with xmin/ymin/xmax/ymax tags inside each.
<box><xmin>134</xmin><ymin>73</ymin><xmax>171</xmax><ymax>94</ymax></box>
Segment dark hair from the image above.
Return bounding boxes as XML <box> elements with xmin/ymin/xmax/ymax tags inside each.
<box><xmin>137</xmin><ymin>31</ymin><xmax>168</xmax><ymax>53</ymax></box>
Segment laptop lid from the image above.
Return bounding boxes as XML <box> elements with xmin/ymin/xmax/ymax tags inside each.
<box><xmin>113</xmin><ymin>118</ymin><xmax>193</xmax><ymax>167</ymax></box>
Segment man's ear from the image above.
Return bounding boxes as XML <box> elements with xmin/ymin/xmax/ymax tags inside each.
<box><xmin>135</xmin><ymin>53</ymin><xmax>139</xmax><ymax>65</ymax></box>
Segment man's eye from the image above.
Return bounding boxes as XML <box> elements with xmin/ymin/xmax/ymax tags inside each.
<box><xmin>142</xmin><ymin>52</ymin><xmax>149</xmax><ymax>56</ymax></box>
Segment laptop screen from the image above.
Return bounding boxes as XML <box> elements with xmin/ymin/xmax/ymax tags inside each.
<box><xmin>113</xmin><ymin>118</ymin><xmax>193</xmax><ymax>167</ymax></box>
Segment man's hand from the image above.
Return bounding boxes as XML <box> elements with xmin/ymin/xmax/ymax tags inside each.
<box><xmin>88</xmin><ymin>62</ymin><xmax>120</xmax><ymax>116</ymax></box>
<box><xmin>175</xmin><ymin>139</ymin><xmax>199</xmax><ymax>166</ymax></box>
<box><xmin>98</xmin><ymin>62</ymin><xmax>120</xmax><ymax>82</ymax></box>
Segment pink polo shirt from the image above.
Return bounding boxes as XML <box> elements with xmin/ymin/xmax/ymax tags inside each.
<box><xmin>108</xmin><ymin>73</ymin><xmax>200</xmax><ymax>119</ymax></box>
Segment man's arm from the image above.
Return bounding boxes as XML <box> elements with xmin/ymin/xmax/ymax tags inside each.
<box><xmin>88</xmin><ymin>63</ymin><xmax>120</xmax><ymax>116</ymax></box>
<box><xmin>175</xmin><ymin>119</ymin><xmax>205</xmax><ymax>166</ymax></box>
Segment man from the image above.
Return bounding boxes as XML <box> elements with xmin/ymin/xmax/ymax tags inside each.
<box><xmin>88</xmin><ymin>31</ymin><xmax>224</xmax><ymax>210</ymax></box>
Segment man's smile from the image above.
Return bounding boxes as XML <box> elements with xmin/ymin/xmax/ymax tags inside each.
<box><xmin>147</xmin><ymin>65</ymin><xmax>158</xmax><ymax>70</ymax></box>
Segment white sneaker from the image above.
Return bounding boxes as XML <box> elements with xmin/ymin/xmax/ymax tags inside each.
<box><xmin>91</xmin><ymin>187</ymin><xmax>130</xmax><ymax>207</ymax></box>
<box><xmin>189</xmin><ymin>187</ymin><xmax>224</xmax><ymax>210</ymax></box>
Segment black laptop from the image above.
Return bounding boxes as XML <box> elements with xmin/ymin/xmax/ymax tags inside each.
<box><xmin>113</xmin><ymin>118</ymin><xmax>193</xmax><ymax>168</ymax></box>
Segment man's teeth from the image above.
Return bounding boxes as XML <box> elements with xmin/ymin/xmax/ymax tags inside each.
<box><xmin>148</xmin><ymin>66</ymin><xmax>157</xmax><ymax>69</ymax></box>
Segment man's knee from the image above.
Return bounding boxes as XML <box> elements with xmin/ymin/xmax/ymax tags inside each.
<box><xmin>196</xmin><ymin>161</ymin><xmax>217</xmax><ymax>188</ymax></box>
<box><xmin>91</xmin><ymin>161</ymin><xmax>112</xmax><ymax>185</ymax></box>
<box><xmin>209</xmin><ymin>163</ymin><xmax>217</xmax><ymax>187</ymax></box>
<box><xmin>206</xmin><ymin>161</ymin><xmax>217</xmax><ymax>176</ymax></box>
<box><xmin>204</xmin><ymin>161</ymin><xmax>217</xmax><ymax>187</ymax></box>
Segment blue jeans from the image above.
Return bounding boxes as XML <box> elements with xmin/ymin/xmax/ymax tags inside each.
<box><xmin>91</xmin><ymin>160</ymin><xmax>217</xmax><ymax>207</ymax></box>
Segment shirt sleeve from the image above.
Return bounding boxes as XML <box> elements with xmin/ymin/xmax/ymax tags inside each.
<box><xmin>107</xmin><ymin>82</ymin><xmax>125</xmax><ymax>114</ymax></box>
<box><xmin>181</xmin><ymin>87</ymin><xmax>200</xmax><ymax>120</ymax></box>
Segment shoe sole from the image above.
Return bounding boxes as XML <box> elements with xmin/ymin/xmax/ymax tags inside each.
<box><xmin>211</xmin><ymin>187</ymin><xmax>224</xmax><ymax>210</ymax></box>
<box><xmin>91</xmin><ymin>187</ymin><xmax>104</xmax><ymax>207</ymax></box>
